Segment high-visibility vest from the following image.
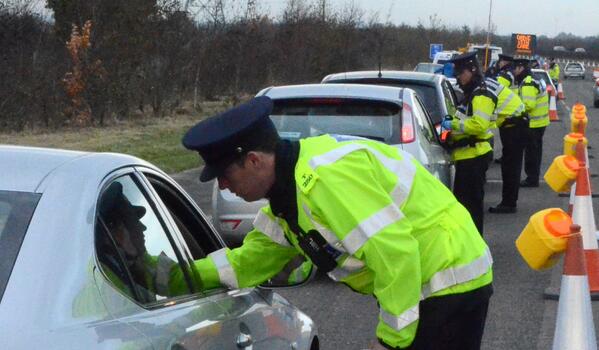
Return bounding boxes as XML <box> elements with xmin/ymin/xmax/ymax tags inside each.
<box><xmin>549</xmin><ymin>64</ymin><xmax>560</xmax><ymax>80</ymax></box>
<box><xmin>485</xmin><ymin>78</ymin><xmax>525</xmax><ymax>127</ymax></box>
<box><xmin>519</xmin><ymin>75</ymin><xmax>550</xmax><ymax>128</ymax></box>
<box><xmin>194</xmin><ymin>135</ymin><xmax>493</xmax><ymax>348</ymax></box>
<box><xmin>449</xmin><ymin>82</ymin><xmax>497</xmax><ymax>161</ymax></box>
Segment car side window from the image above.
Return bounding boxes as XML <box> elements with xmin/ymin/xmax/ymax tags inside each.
<box><xmin>95</xmin><ymin>175</ymin><xmax>193</xmax><ymax>305</ymax></box>
<box><xmin>412</xmin><ymin>95</ymin><xmax>437</xmax><ymax>144</ymax></box>
<box><xmin>143</xmin><ymin>173</ymin><xmax>222</xmax><ymax>260</ymax></box>
<box><xmin>442</xmin><ymin>81</ymin><xmax>457</xmax><ymax>116</ymax></box>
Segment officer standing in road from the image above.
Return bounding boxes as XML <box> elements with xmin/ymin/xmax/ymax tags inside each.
<box><xmin>441</xmin><ymin>52</ymin><xmax>496</xmax><ymax>234</ymax></box>
<box><xmin>486</xmin><ymin>76</ymin><xmax>527</xmax><ymax>213</ymax></box>
<box><xmin>548</xmin><ymin>57</ymin><xmax>561</xmax><ymax>85</ymax></box>
<box><xmin>182</xmin><ymin>96</ymin><xmax>493</xmax><ymax>350</ymax></box>
<box><xmin>513</xmin><ymin>58</ymin><xmax>550</xmax><ymax>187</ymax></box>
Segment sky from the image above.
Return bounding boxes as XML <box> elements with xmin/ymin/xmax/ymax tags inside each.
<box><xmin>261</xmin><ymin>0</ymin><xmax>599</xmax><ymax>38</ymax></box>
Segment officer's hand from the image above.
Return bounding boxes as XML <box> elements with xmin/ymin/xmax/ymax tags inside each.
<box><xmin>441</xmin><ymin>119</ymin><xmax>453</xmax><ymax>131</ymax></box>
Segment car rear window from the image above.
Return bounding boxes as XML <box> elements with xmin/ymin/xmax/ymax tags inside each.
<box><xmin>270</xmin><ymin>98</ymin><xmax>400</xmax><ymax>143</ymax></box>
<box><xmin>0</xmin><ymin>191</ymin><xmax>41</xmax><ymax>302</ymax></box>
<box><xmin>567</xmin><ymin>64</ymin><xmax>583</xmax><ymax>71</ymax></box>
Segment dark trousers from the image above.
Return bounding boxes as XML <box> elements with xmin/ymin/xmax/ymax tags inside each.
<box><xmin>499</xmin><ymin>124</ymin><xmax>527</xmax><ymax>206</ymax></box>
<box><xmin>523</xmin><ymin>127</ymin><xmax>546</xmax><ymax>183</ymax></box>
<box><xmin>403</xmin><ymin>284</ymin><xmax>493</xmax><ymax>350</ymax></box>
<box><xmin>453</xmin><ymin>152</ymin><xmax>490</xmax><ymax>235</ymax></box>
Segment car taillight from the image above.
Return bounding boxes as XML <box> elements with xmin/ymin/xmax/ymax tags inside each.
<box><xmin>401</xmin><ymin>102</ymin><xmax>416</xmax><ymax>143</ymax></box>
<box><xmin>220</xmin><ymin>219</ymin><xmax>242</xmax><ymax>231</ymax></box>
<box><xmin>595</xmin><ymin>80</ymin><xmax>599</xmax><ymax>87</ymax></box>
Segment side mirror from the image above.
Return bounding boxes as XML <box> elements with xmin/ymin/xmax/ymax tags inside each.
<box><xmin>259</xmin><ymin>257</ymin><xmax>316</xmax><ymax>289</ymax></box>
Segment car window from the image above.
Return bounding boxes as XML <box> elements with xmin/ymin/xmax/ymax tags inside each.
<box><xmin>412</xmin><ymin>95</ymin><xmax>437</xmax><ymax>145</ymax></box>
<box><xmin>566</xmin><ymin>64</ymin><xmax>583</xmax><ymax>71</ymax></box>
<box><xmin>532</xmin><ymin>72</ymin><xmax>551</xmax><ymax>89</ymax></box>
<box><xmin>441</xmin><ymin>81</ymin><xmax>457</xmax><ymax>117</ymax></box>
<box><xmin>270</xmin><ymin>98</ymin><xmax>400</xmax><ymax>143</ymax></box>
<box><xmin>144</xmin><ymin>173</ymin><xmax>221</xmax><ymax>261</ymax></box>
<box><xmin>0</xmin><ymin>191</ymin><xmax>41</xmax><ymax>302</ymax></box>
<box><xmin>95</xmin><ymin>175</ymin><xmax>194</xmax><ymax>305</ymax></box>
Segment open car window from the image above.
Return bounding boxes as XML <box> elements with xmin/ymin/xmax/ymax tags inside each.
<box><xmin>95</xmin><ymin>175</ymin><xmax>195</xmax><ymax>306</ymax></box>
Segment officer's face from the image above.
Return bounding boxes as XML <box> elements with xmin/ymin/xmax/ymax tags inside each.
<box><xmin>217</xmin><ymin>152</ymin><xmax>275</xmax><ymax>202</ymax></box>
<box><xmin>456</xmin><ymin>67</ymin><xmax>473</xmax><ymax>86</ymax></box>
<box><xmin>514</xmin><ymin>66</ymin><xmax>525</xmax><ymax>76</ymax></box>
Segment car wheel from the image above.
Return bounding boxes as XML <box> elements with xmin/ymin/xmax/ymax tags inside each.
<box><xmin>594</xmin><ymin>100</ymin><xmax>599</xmax><ymax>108</ymax></box>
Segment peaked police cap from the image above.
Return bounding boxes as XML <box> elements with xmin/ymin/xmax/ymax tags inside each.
<box><xmin>182</xmin><ymin>96</ymin><xmax>279</xmax><ymax>182</ymax></box>
<box><xmin>513</xmin><ymin>58</ymin><xmax>530</xmax><ymax>67</ymax></box>
<box><xmin>449</xmin><ymin>52</ymin><xmax>479</xmax><ymax>72</ymax></box>
<box><xmin>498</xmin><ymin>54</ymin><xmax>513</xmax><ymax>62</ymax></box>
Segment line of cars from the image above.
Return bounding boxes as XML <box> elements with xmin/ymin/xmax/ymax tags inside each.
<box><xmin>214</xmin><ymin>70</ymin><xmax>462</xmax><ymax>246</ymax></box>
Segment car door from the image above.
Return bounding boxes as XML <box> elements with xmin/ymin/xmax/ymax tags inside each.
<box><xmin>410</xmin><ymin>94</ymin><xmax>453</xmax><ymax>188</ymax></box>
<box><xmin>137</xmin><ymin>168</ymin><xmax>300</xmax><ymax>350</ymax></box>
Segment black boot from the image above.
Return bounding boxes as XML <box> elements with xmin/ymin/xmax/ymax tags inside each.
<box><xmin>520</xmin><ymin>179</ymin><xmax>539</xmax><ymax>187</ymax></box>
<box><xmin>489</xmin><ymin>203</ymin><xmax>517</xmax><ymax>213</ymax></box>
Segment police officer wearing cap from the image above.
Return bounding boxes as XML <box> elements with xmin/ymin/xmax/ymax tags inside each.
<box><xmin>442</xmin><ymin>52</ymin><xmax>496</xmax><ymax>234</ymax></box>
<box><xmin>485</xmin><ymin>54</ymin><xmax>516</xmax><ymax>90</ymax></box>
<box><xmin>182</xmin><ymin>96</ymin><xmax>493</xmax><ymax>350</ymax></box>
<box><xmin>513</xmin><ymin>58</ymin><xmax>550</xmax><ymax>187</ymax></box>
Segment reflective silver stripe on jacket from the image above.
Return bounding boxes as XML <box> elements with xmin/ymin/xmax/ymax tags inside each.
<box><xmin>521</xmin><ymin>96</ymin><xmax>536</xmax><ymax>101</ymax></box>
<box><xmin>328</xmin><ymin>255</ymin><xmax>366</xmax><ymax>281</ymax></box>
<box><xmin>529</xmin><ymin>114</ymin><xmax>548</xmax><ymax>120</ymax></box>
<box><xmin>253</xmin><ymin>210</ymin><xmax>291</xmax><ymax>247</ymax></box>
<box><xmin>380</xmin><ymin>304</ymin><xmax>419</xmax><ymax>332</ymax></box>
<box><xmin>495</xmin><ymin>91</ymin><xmax>514</xmax><ymax>115</ymax></box>
<box><xmin>343</xmin><ymin>203</ymin><xmax>405</xmax><ymax>255</ymax></box>
<box><xmin>208</xmin><ymin>248</ymin><xmax>238</xmax><ymax>289</ymax></box>
<box><xmin>474</xmin><ymin>109</ymin><xmax>493</xmax><ymax>121</ymax></box>
<box><xmin>420</xmin><ymin>247</ymin><xmax>493</xmax><ymax>299</ymax></box>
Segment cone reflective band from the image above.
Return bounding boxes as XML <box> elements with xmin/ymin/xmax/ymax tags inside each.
<box><xmin>552</xmin><ymin>227</ymin><xmax>597</xmax><ymax>350</ymax></box>
<box><xmin>557</xmin><ymin>81</ymin><xmax>565</xmax><ymax>100</ymax></box>
<box><xmin>563</xmin><ymin>133</ymin><xmax>587</xmax><ymax>157</ymax></box>
<box><xmin>516</xmin><ymin>208</ymin><xmax>572</xmax><ymax>270</ymax></box>
<box><xmin>544</xmin><ymin>155</ymin><xmax>580</xmax><ymax>193</ymax></box>
<box><xmin>571</xmin><ymin>139</ymin><xmax>599</xmax><ymax>295</ymax></box>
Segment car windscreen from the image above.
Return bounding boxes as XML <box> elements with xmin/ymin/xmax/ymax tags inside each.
<box><xmin>270</xmin><ymin>98</ymin><xmax>400</xmax><ymax>143</ymax></box>
<box><xmin>0</xmin><ymin>191</ymin><xmax>41</xmax><ymax>302</ymax></box>
<box><xmin>325</xmin><ymin>79</ymin><xmax>442</xmax><ymax>124</ymax></box>
<box><xmin>415</xmin><ymin>63</ymin><xmax>442</xmax><ymax>73</ymax></box>
<box><xmin>532</xmin><ymin>72</ymin><xmax>551</xmax><ymax>88</ymax></box>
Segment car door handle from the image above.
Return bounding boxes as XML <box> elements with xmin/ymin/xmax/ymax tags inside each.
<box><xmin>236</xmin><ymin>332</ymin><xmax>253</xmax><ymax>348</ymax></box>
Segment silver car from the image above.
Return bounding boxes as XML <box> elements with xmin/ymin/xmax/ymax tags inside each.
<box><xmin>212</xmin><ymin>83</ymin><xmax>453</xmax><ymax>246</ymax></box>
<box><xmin>0</xmin><ymin>145</ymin><xmax>317</xmax><ymax>349</ymax></box>
<box><xmin>564</xmin><ymin>62</ymin><xmax>585</xmax><ymax>79</ymax></box>
<box><xmin>593</xmin><ymin>78</ymin><xmax>599</xmax><ymax>108</ymax></box>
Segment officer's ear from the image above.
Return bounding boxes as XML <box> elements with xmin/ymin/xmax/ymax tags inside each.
<box><xmin>245</xmin><ymin>151</ymin><xmax>261</xmax><ymax>168</ymax></box>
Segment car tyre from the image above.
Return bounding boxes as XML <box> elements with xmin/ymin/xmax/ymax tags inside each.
<box><xmin>594</xmin><ymin>100</ymin><xmax>599</xmax><ymax>108</ymax></box>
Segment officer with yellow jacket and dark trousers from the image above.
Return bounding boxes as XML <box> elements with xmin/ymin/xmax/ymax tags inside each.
<box><xmin>485</xmin><ymin>54</ymin><xmax>516</xmax><ymax>90</ymax></box>
<box><xmin>513</xmin><ymin>58</ymin><xmax>550</xmax><ymax>187</ymax></box>
<box><xmin>486</xmin><ymin>76</ymin><xmax>527</xmax><ymax>213</ymax></box>
<box><xmin>182</xmin><ymin>96</ymin><xmax>493</xmax><ymax>350</ymax></box>
<box><xmin>441</xmin><ymin>52</ymin><xmax>496</xmax><ymax>234</ymax></box>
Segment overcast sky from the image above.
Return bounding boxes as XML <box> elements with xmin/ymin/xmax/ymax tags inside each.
<box><xmin>262</xmin><ymin>0</ymin><xmax>598</xmax><ymax>38</ymax></box>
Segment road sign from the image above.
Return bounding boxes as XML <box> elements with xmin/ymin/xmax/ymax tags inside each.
<box><xmin>512</xmin><ymin>33</ymin><xmax>537</xmax><ymax>55</ymax></box>
<box><xmin>429</xmin><ymin>44</ymin><xmax>443</xmax><ymax>60</ymax></box>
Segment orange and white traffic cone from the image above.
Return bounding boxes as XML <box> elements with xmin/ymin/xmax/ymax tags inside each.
<box><xmin>557</xmin><ymin>80</ymin><xmax>565</xmax><ymax>100</ymax></box>
<box><xmin>549</xmin><ymin>87</ymin><xmax>559</xmax><ymax>122</ymax></box>
<box><xmin>552</xmin><ymin>225</ymin><xmax>597</xmax><ymax>350</ymax></box>
<box><xmin>571</xmin><ymin>140</ymin><xmax>599</xmax><ymax>298</ymax></box>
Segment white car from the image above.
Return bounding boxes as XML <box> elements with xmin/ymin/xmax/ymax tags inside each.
<box><xmin>212</xmin><ymin>84</ymin><xmax>453</xmax><ymax>246</ymax></box>
<box><xmin>564</xmin><ymin>62</ymin><xmax>585</xmax><ymax>79</ymax></box>
<box><xmin>531</xmin><ymin>68</ymin><xmax>556</xmax><ymax>93</ymax></box>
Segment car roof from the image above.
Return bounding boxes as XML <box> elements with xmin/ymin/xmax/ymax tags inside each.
<box><xmin>0</xmin><ymin>145</ymin><xmax>151</xmax><ymax>193</ymax></box>
<box><xmin>259</xmin><ymin>83</ymin><xmax>406</xmax><ymax>103</ymax></box>
<box><xmin>321</xmin><ymin>70</ymin><xmax>441</xmax><ymax>85</ymax></box>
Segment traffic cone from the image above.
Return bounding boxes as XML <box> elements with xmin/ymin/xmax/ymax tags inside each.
<box><xmin>570</xmin><ymin>140</ymin><xmax>599</xmax><ymax>298</ymax></box>
<box><xmin>549</xmin><ymin>87</ymin><xmax>559</xmax><ymax>122</ymax></box>
<box><xmin>557</xmin><ymin>80</ymin><xmax>565</xmax><ymax>100</ymax></box>
<box><xmin>552</xmin><ymin>225</ymin><xmax>597</xmax><ymax>350</ymax></box>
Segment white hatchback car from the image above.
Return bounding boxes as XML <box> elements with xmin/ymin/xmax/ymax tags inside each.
<box><xmin>212</xmin><ymin>84</ymin><xmax>453</xmax><ymax>246</ymax></box>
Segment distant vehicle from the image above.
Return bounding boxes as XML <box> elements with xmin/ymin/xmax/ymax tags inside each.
<box><xmin>414</xmin><ymin>62</ymin><xmax>443</xmax><ymax>74</ymax></box>
<box><xmin>212</xmin><ymin>83</ymin><xmax>454</xmax><ymax>245</ymax></box>
<box><xmin>432</xmin><ymin>50</ymin><xmax>461</xmax><ymax>64</ymax></box>
<box><xmin>467</xmin><ymin>44</ymin><xmax>502</xmax><ymax>69</ymax></box>
<box><xmin>531</xmin><ymin>68</ymin><xmax>556</xmax><ymax>93</ymax></box>
<box><xmin>553</xmin><ymin>46</ymin><xmax>567</xmax><ymax>52</ymax></box>
<box><xmin>593</xmin><ymin>78</ymin><xmax>599</xmax><ymax>107</ymax></box>
<box><xmin>574</xmin><ymin>47</ymin><xmax>586</xmax><ymax>53</ymax></box>
<box><xmin>564</xmin><ymin>62</ymin><xmax>585</xmax><ymax>79</ymax></box>
<box><xmin>0</xmin><ymin>146</ymin><xmax>318</xmax><ymax>349</ymax></box>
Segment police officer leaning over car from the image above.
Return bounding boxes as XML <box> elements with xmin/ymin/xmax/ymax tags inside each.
<box><xmin>513</xmin><ymin>58</ymin><xmax>550</xmax><ymax>188</ymax></box>
<box><xmin>441</xmin><ymin>52</ymin><xmax>496</xmax><ymax>235</ymax></box>
<box><xmin>182</xmin><ymin>96</ymin><xmax>493</xmax><ymax>350</ymax></box>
